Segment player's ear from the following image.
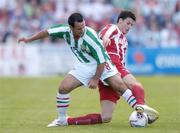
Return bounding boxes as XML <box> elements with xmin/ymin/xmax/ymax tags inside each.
<box><xmin>118</xmin><ymin>18</ymin><xmax>123</xmax><ymax>23</ymax></box>
<box><xmin>69</xmin><ymin>25</ymin><xmax>73</xmax><ymax>30</ymax></box>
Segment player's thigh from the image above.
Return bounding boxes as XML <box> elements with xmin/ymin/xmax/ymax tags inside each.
<box><xmin>59</xmin><ymin>74</ymin><xmax>83</xmax><ymax>93</ymax></box>
<box><xmin>106</xmin><ymin>73</ymin><xmax>127</xmax><ymax>91</ymax></box>
<box><xmin>101</xmin><ymin>100</ymin><xmax>116</xmax><ymax>122</ymax></box>
<box><xmin>123</xmin><ymin>74</ymin><xmax>140</xmax><ymax>88</ymax></box>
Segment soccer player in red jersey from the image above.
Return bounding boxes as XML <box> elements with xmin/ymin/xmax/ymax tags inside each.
<box><xmin>66</xmin><ymin>10</ymin><xmax>159</xmax><ymax>126</ymax></box>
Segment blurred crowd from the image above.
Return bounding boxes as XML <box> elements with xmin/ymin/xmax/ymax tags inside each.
<box><xmin>0</xmin><ymin>0</ymin><xmax>179</xmax><ymax>47</ymax></box>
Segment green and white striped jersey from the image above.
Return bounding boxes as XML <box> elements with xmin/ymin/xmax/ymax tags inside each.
<box><xmin>47</xmin><ymin>24</ymin><xmax>110</xmax><ymax>64</ymax></box>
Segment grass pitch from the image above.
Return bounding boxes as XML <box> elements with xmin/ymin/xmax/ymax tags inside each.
<box><xmin>0</xmin><ymin>76</ymin><xmax>180</xmax><ymax>133</ymax></box>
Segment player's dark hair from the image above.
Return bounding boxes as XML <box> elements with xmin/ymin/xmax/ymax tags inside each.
<box><xmin>117</xmin><ymin>10</ymin><xmax>136</xmax><ymax>23</ymax></box>
<box><xmin>68</xmin><ymin>13</ymin><xmax>84</xmax><ymax>27</ymax></box>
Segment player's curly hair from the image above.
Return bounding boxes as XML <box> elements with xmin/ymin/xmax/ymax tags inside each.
<box><xmin>68</xmin><ymin>13</ymin><xmax>84</xmax><ymax>27</ymax></box>
<box><xmin>117</xmin><ymin>10</ymin><xmax>136</xmax><ymax>23</ymax></box>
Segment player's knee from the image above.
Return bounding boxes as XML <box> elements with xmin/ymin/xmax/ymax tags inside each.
<box><xmin>134</xmin><ymin>82</ymin><xmax>144</xmax><ymax>90</ymax></box>
<box><xmin>138</xmin><ymin>83</ymin><xmax>143</xmax><ymax>89</ymax></box>
<box><xmin>117</xmin><ymin>82</ymin><xmax>128</xmax><ymax>94</ymax></box>
<box><xmin>128</xmin><ymin>81</ymin><xmax>144</xmax><ymax>90</ymax></box>
<box><xmin>112</xmin><ymin>81</ymin><xmax>127</xmax><ymax>93</ymax></box>
<box><xmin>119</xmin><ymin>82</ymin><xmax>127</xmax><ymax>89</ymax></box>
<box><xmin>58</xmin><ymin>84</ymin><xmax>70</xmax><ymax>94</ymax></box>
<box><xmin>101</xmin><ymin>115</ymin><xmax>112</xmax><ymax>123</ymax></box>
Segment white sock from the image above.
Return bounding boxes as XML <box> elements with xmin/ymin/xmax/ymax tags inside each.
<box><xmin>56</xmin><ymin>93</ymin><xmax>70</xmax><ymax>119</ymax></box>
<box><xmin>122</xmin><ymin>89</ymin><xmax>137</xmax><ymax>108</ymax></box>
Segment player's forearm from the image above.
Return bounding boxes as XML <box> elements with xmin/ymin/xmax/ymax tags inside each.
<box><xmin>93</xmin><ymin>62</ymin><xmax>105</xmax><ymax>80</ymax></box>
<box><xmin>27</xmin><ymin>30</ymin><xmax>49</xmax><ymax>42</ymax></box>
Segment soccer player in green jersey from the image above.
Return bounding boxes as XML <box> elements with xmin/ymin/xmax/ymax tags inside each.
<box><xmin>18</xmin><ymin>13</ymin><xmax>144</xmax><ymax>127</ymax></box>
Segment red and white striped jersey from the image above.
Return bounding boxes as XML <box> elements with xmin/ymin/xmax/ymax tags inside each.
<box><xmin>99</xmin><ymin>24</ymin><xmax>128</xmax><ymax>66</ymax></box>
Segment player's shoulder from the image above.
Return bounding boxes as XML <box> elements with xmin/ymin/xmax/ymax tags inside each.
<box><xmin>47</xmin><ymin>24</ymin><xmax>70</xmax><ymax>34</ymax></box>
<box><xmin>49</xmin><ymin>24</ymin><xmax>69</xmax><ymax>30</ymax></box>
<box><xmin>85</xmin><ymin>26</ymin><xmax>99</xmax><ymax>37</ymax></box>
<box><xmin>86</xmin><ymin>26</ymin><xmax>96</xmax><ymax>33</ymax></box>
<box><xmin>109</xmin><ymin>24</ymin><xmax>123</xmax><ymax>36</ymax></box>
<box><xmin>103</xmin><ymin>24</ymin><xmax>117</xmax><ymax>30</ymax></box>
<box><xmin>51</xmin><ymin>24</ymin><xmax>68</xmax><ymax>28</ymax></box>
<box><xmin>100</xmin><ymin>24</ymin><xmax>119</xmax><ymax>35</ymax></box>
<box><xmin>110</xmin><ymin>24</ymin><xmax>120</xmax><ymax>32</ymax></box>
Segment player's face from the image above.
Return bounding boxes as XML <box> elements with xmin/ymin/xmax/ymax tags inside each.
<box><xmin>71</xmin><ymin>21</ymin><xmax>85</xmax><ymax>39</ymax></box>
<box><xmin>118</xmin><ymin>17</ymin><xmax>135</xmax><ymax>34</ymax></box>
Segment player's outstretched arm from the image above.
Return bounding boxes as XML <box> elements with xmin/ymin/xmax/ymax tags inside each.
<box><xmin>18</xmin><ymin>30</ymin><xmax>49</xmax><ymax>43</ymax></box>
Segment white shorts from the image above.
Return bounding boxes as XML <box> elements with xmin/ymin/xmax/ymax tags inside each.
<box><xmin>68</xmin><ymin>61</ymin><xmax>118</xmax><ymax>86</ymax></box>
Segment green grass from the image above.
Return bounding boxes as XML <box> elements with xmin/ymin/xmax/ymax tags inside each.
<box><xmin>0</xmin><ymin>76</ymin><xmax>180</xmax><ymax>133</ymax></box>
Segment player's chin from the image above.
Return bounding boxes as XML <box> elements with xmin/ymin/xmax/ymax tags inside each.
<box><xmin>123</xmin><ymin>30</ymin><xmax>128</xmax><ymax>35</ymax></box>
<box><xmin>125</xmin><ymin>30</ymin><xmax>129</xmax><ymax>34</ymax></box>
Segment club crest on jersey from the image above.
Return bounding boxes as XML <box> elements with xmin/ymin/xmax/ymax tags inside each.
<box><xmin>80</xmin><ymin>44</ymin><xmax>90</xmax><ymax>53</ymax></box>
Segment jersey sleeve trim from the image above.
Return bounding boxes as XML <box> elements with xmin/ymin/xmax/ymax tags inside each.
<box><xmin>47</xmin><ymin>24</ymin><xmax>69</xmax><ymax>38</ymax></box>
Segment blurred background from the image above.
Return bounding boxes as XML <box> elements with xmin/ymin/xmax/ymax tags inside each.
<box><xmin>0</xmin><ymin>0</ymin><xmax>180</xmax><ymax>76</ymax></box>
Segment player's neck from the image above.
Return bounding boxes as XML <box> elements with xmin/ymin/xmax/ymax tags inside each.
<box><xmin>116</xmin><ymin>24</ymin><xmax>122</xmax><ymax>32</ymax></box>
<box><xmin>73</xmin><ymin>31</ymin><xmax>84</xmax><ymax>40</ymax></box>
<box><xmin>74</xmin><ymin>35</ymin><xmax>80</xmax><ymax>40</ymax></box>
<box><xmin>116</xmin><ymin>24</ymin><xmax>127</xmax><ymax>35</ymax></box>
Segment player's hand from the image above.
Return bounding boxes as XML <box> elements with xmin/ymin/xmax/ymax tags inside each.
<box><xmin>18</xmin><ymin>37</ymin><xmax>30</xmax><ymax>43</ymax></box>
<box><xmin>88</xmin><ymin>77</ymin><xmax>99</xmax><ymax>89</ymax></box>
